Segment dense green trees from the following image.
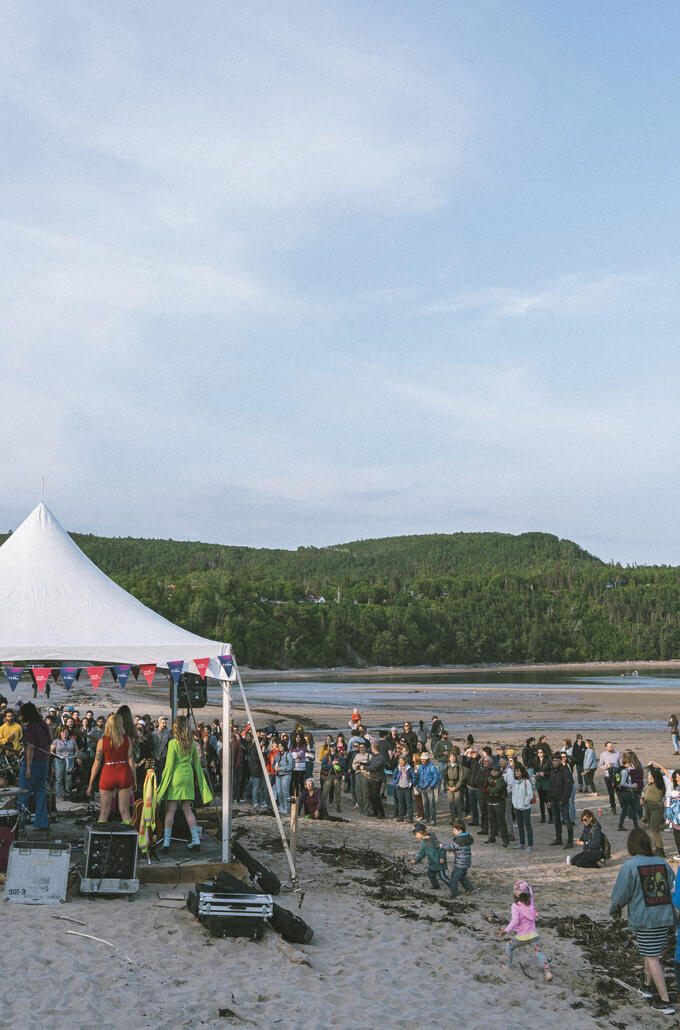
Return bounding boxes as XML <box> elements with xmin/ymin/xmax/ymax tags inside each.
<box><xmin>3</xmin><ymin>527</ymin><xmax>678</xmax><ymax>668</ymax></box>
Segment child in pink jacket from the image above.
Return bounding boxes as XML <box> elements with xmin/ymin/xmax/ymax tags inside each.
<box><xmin>498</xmin><ymin>879</ymin><xmax>553</xmax><ymax>981</ymax></box>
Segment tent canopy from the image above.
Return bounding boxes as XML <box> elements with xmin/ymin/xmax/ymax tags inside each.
<box><xmin>0</xmin><ymin>502</ymin><xmax>230</xmax><ymax>671</ymax></box>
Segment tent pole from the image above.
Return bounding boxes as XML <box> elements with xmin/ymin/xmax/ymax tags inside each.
<box><xmin>222</xmin><ymin>672</ymin><xmax>231</xmax><ymax>863</ymax></box>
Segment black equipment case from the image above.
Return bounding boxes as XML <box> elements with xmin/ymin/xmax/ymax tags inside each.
<box><xmin>187</xmin><ymin>882</ymin><xmax>273</xmax><ymax>939</ymax></box>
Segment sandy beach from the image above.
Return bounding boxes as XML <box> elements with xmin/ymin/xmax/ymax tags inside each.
<box><xmin>4</xmin><ymin>668</ymin><xmax>680</xmax><ymax>1029</ymax></box>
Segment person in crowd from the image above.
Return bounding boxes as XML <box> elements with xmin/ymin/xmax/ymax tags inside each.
<box><xmin>668</xmin><ymin>714</ymin><xmax>680</xmax><ymax>756</ymax></box>
<box><xmin>318</xmin><ymin>734</ymin><xmax>334</xmax><ymax>764</ymax></box>
<box><xmin>361</xmin><ymin>742</ymin><xmax>386</xmax><ymax>818</ymax></box>
<box><xmin>464</xmin><ymin>745</ymin><xmax>485</xmax><ymax>826</ymax></box>
<box><xmin>656</xmin><ymin>765</ymin><xmax>680</xmax><ymax>861</ymax></box>
<box><xmin>17</xmin><ymin>702</ymin><xmax>52</xmax><ymax>832</ymax></box>
<box><xmin>482</xmin><ymin>764</ymin><xmax>509</xmax><ymax>846</ymax></box>
<box><xmin>320</xmin><ymin>742</ymin><xmax>345</xmax><ymax>814</ymax></box>
<box><xmin>289</xmin><ymin>731</ymin><xmax>307</xmax><ymax>798</ymax></box>
<box><xmin>156</xmin><ymin>716</ymin><xmax>212</xmax><ymax>850</ymax></box>
<box><xmin>567</xmin><ymin>809</ymin><xmax>604</xmax><ymax>867</ymax></box>
<box><xmin>273</xmin><ymin>740</ymin><xmax>294</xmax><ymax>815</ymax></box>
<box><xmin>0</xmin><ymin>708</ymin><xmax>23</xmax><ymax>752</ymax></box>
<box><xmin>352</xmin><ymin>741</ymin><xmax>371</xmax><ymax>814</ymax></box>
<box><xmin>560</xmin><ymin>749</ymin><xmax>577</xmax><ymax>823</ymax></box>
<box><xmin>582</xmin><ymin>738</ymin><xmax>598</xmax><ymax>794</ymax></box>
<box><xmin>598</xmin><ymin>740</ymin><xmax>622</xmax><ymax>814</ymax></box>
<box><xmin>522</xmin><ymin>737</ymin><xmax>537</xmax><ymax>779</ymax></box>
<box><xmin>442</xmin><ymin>748</ymin><xmax>467</xmax><ymax>824</ymax></box>
<box><xmin>152</xmin><ymin>715</ymin><xmax>171</xmax><ymax>773</ymax></box>
<box><xmin>548</xmin><ymin>751</ymin><xmax>574</xmax><ymax>849</ymax></box>
<box><xmin>499</xmin><ymin>755</ymin><xmax>516</xmax><ymax>840</ymax></box>
<box><xmin>392</xmin><ymin>753</ymin><xmax>414</xmax><ymax>822</ymax></box>
<box><xmin>499</xmin><ymin>880</ymin><xmax>553</xmax><ymax>982</ymax></box>
<box><xmin>86</xmin><ymin>713</ymin><xmax>135</xmax><ymax>824</ymax></box>
<box><xmin>610</xmin><ymin>828</ymin><xmax>676</xmax><ymax>1014</ymax></box>
<box><xmin>534</xmin><ymin>746</ymin><xmax>552</xmax><ymax>823</ymax></box>
<box><xmin>441</xmin><ymin>820</ymin><xmax>476</xmax><ymax>896</ymax></box>
<box><xmin>400</xmin><ymin>721</ymin><xmax>418</xmax><ymax>754</ymax></box>
<box><xmin>415</xmin><ymin>751</ymin><xmax>439</xmax><ymax>825</ymax></box>
<box><xmin>572</xmin><ymin>733</ymin><xmax>587</xmax><ymax>792</ymax></box>
<box><xmin>643</xmin><ymin>764</ymin><xmax>667</xmax><ymax>856</ymax></box>
<box><xmin>410</xmin><ymin>822</ymin><xmax>448</xmax><ymax>889</ymax></box>
<box><xmin>511</xmin><ymin>761</ymin><xmax>534</xmax><ymax>852</ymax></box>
<box><xmin>432</xmin><ymin>728</ymin><xmax>451</xmax><ymax>795</ymax></box>
<box><xmin>304</xmin><ymin>733</ymin><xmax>315</xmax><ymax>780</ymax></box>
<box><xmin>618</xmin><ymin>753</ymin><xmax>640</xmax><ymax>831</ymax></box>
<box><xmin>51</xmin><ymin>726</ymin><xmax>78</xmax><ymax>800</ymax></box>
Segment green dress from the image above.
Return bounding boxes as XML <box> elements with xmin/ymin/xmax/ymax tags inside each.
<box><xmin>156</xmin><ymin>739</ymin><xmax>213</xmax><ymax>804</ymax></box>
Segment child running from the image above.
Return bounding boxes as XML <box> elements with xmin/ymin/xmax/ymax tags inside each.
<box><xmin>498</xmin><ymin>879</ymin><xmax>553</xmax><ymax>982</ymax></box>
<box><xmin>441</xmin><ymin>819</ymin><xmax>476</xmax><ymax>896</ymax></box>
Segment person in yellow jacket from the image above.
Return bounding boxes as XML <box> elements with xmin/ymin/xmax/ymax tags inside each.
<box><xmin>0</xmin><ymin>709</ymin><xmax>23</xmax><ymax>752</ymax></box>
<box><xmin>156</xmin><ymin>716</ymin><xmax>212</xmax><ymax>851</ymax></box>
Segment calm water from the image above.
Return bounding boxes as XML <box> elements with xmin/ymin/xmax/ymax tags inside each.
<box><xmin>214</xmin><ymin>669</ymin><xmax>680</xmax><ymax>736</ymax></box>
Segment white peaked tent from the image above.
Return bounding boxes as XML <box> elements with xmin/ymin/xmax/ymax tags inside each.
<box><xmin>0</xmin><ymin>502</ymin><xmax>230</xmax><ymax>670</ymax></box>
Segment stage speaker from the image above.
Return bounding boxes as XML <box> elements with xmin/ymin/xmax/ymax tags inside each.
<box><xmin>79</xmin><ymin>825</ymin><xmax>139</xmax><ymax>895</ymax></box>
<box><xmin>173</xmin><ymin>673</ymin><xmax>208</xmax><ymax>709</ymax></box>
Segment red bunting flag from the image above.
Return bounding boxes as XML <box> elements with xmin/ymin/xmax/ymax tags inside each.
<box><xmin>140</xmin><ymin>663</ymin><xmax>156</xmax><ymax>688</ymax></box>
<box><xmin>87</xmin><ymin>666</ymin><xmax>106</xmax><ymax>692</ymax></box>
<box><xmin>31</xmin><ymin>667</ymin><xmax>53</xmax><ymax>693</ymax></box>
<box><xmin>193</xmin><ymin>657</ymin><xmax>210</xmax><ymax>680</ymax></box>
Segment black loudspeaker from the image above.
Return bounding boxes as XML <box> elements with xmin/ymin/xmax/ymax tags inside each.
<box><xmin>230</xmin><ymin>839</ymin><xmax>281</xmax><ymax>895</ymax></box>
<box><xmin>172</xmin><ymin>673</ymin><xmax>208</xmax><ymax>709</ymax></box>
<box><xmin>82</xmin><ymin>826</ymin><xmax>139</xmax><ymax>888</ymax></box>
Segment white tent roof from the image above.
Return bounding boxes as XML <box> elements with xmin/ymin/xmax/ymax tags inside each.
<box><xmin>0</xmin><ymin>503</ymin><xmax>230</xmax><ymax>671</ymax></box>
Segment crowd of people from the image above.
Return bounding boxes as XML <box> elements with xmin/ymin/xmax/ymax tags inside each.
<box><xmin>4</xmin><ymin>696</ymin><xmax>680</xmax><ymax>1012</ymax></box>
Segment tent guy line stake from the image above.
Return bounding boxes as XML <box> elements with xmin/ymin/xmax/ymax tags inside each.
<box><xmin>230</xmin><ymin>656</ymin><xmax>305</xmax><ymax>907</ymax></box>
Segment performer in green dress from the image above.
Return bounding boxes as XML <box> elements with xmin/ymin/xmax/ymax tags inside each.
<box><xmin>157</xmin><ymin>716</ymin><xmax>213</xmax><ymax>850</ymax></box>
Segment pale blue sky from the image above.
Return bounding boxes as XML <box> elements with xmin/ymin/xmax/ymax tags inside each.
<box><xmin>2</xmin><ymin>1</ymin><xmax>680</xmax><ymax>564</ymax></box>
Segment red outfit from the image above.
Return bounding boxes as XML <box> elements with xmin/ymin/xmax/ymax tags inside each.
<box><xmin>99</xmin><ymin>734</ymin><xmax>133</xmax><ymax>790</ymax></box>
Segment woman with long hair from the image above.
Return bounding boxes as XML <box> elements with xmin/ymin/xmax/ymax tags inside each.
<box><xmin>18</xmin><ymin>702</ymin><xmax>52</xmax><ymax>831</ymax></box>
<box><xmin>86</xmin><ymin>713</ymin><xmax>135</xmax><ymax>823</ymax></box>
<box><xmin>156</xmin><ymin>716</ymin><xmax>212</xmax><ymax>851</ymax></box>
<box><xmin>643</xmin><ymin>765</ymin><xmax>667</xmax><ymax>856</ymax></box>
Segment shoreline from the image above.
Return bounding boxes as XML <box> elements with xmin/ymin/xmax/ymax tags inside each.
<box><xmin>240</xmin><ymin>658</ymin><xmax>680</xmax><ymax>681</ymax></box>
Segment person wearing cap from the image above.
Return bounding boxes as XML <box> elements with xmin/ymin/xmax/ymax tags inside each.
<box><xmin>321</xmin><ymin>743</ymin><xmax>345</xmax><ymax>814</ymax></box>
<box><xmin>548</xmin><ymin>752</ymin><xmax>574</xmax><ymax>848</ymax></box>
<box><xmin>464</xmin><ymin>746</ymin><xmax>485</xmax><ymax>826</ymax></box>
<box><xmin>415</xmin><ymin>751</ymin><xmax>440</xmax><ymax>825</ymax></box>
<box><xmin>410</xmin><ymin>823</ymin><xmax>448</xmax><ymax>889</ymax></box>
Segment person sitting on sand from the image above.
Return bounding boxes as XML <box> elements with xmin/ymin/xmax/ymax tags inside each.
<box><xmin>498</xmin><ymin>879</ymin><xmax>552</xmax><ymax>982</ymax></box>
<box><xmin>566</xmin><ymin>809</ymin><xmax>604</xmax><ymax>867</ymax></box>
<box><xmin>297</xmin><ymin>778</ymin><xmax>324</xmax><ymax>818</ymax></box>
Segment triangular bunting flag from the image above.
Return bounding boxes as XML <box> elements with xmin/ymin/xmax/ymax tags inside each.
<box><xmin>86</xmin><ymin>666</ymin><xmax>106</xmax><ymax>692</ymax></box>
<box><xmin>218</xmin><ymin>654</ymin><xmax>234</xmax><ymax>679</ymax></box>
<box><xmin>131</xmin><ymin>666</ymin><xmax>140</xmax><ymax>681</ymax></box>
<box><xmin>50</xmin><ymin>669</ymin><xmax>60</xmax><ymax>683</ymax></box>
<box><xmin>60</xmin><ymin>667</ymin><xmax>79</xmax><ymax>691</ymax></box>
<box><xmin>167</xmin><ymin>660</ymin><xmax>184</xmax><ymax>686</ymax></box>
<box><xmin>112</xmin><ymin>665</ymin><xmax>131</xmax><ymax>691</ymax></box>
<box><xmin>140</xmin><ymin>663</ymin><xmax>156</xmax><ymax>688</ymax></box>
<box><xmin>31</xmin><ymin>667</ymin><xmax>53</xmax><ymax>693</ymax></box>
<box><xmin>194</xmin><ymin>657</ymin><xmax>210</xmax><ymax>680</ymax></box>
<box><xmin>4</xmin><ymin>666</ymin><xmax>23</xmax><ymax>692</ymax></box>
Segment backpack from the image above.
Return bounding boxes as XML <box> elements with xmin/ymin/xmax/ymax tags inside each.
<box><xmin>600</xmin><ymin>832</ymin><xmax>612</xmax><ymax>863</ymax></box>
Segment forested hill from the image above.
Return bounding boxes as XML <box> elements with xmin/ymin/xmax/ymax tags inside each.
<box><xmin>4</xmin><ymin>527</ymin><xmax>679</xmax><ymax>668</ymax></box>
